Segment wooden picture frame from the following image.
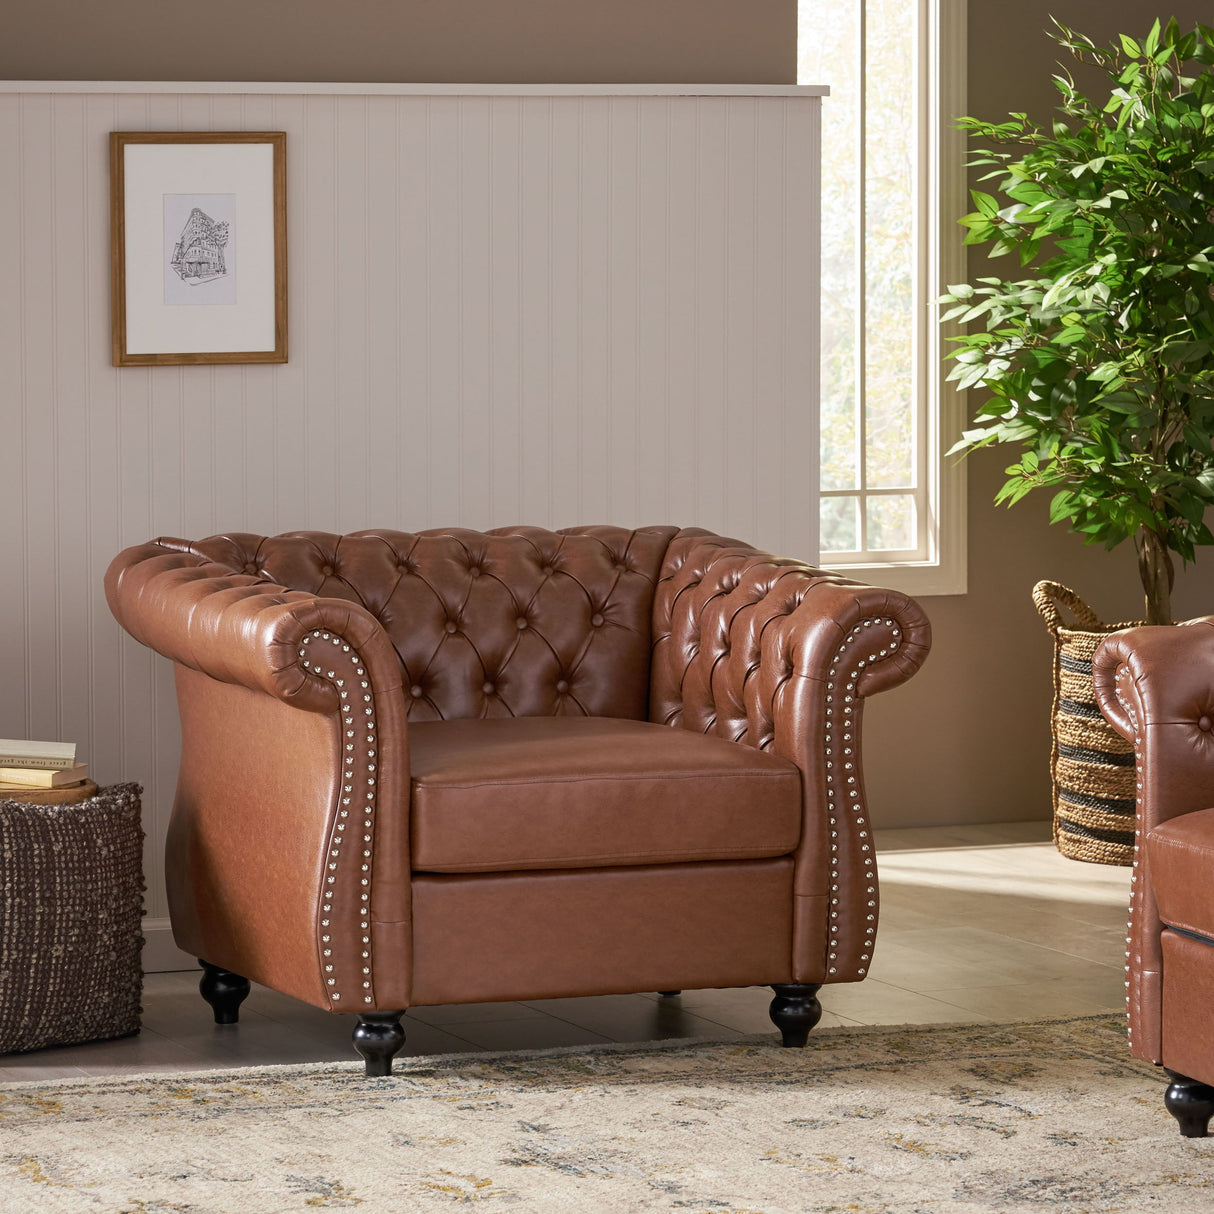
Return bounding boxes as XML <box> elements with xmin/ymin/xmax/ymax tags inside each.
<box><xmin>110</xmin><ymin>132</ymin><xmax>287</xmax><ymax>366</ymax></box>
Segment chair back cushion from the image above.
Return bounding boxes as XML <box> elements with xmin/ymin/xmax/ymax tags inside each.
<box><xmin>172</xmin><ymin>525</ymin><xmax>677</xmax><ymax>721</ymax></box>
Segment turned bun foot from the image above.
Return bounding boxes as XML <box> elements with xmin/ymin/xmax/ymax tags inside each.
<box><xmin>768</xmin><ymin>983</ymin><xmax>823</xmax><ymax>1047</ymax></box>
<box><xmin>353</xmin><ymin>1012</ymin><xmax>407</xmax><ymax>1077</ymax></box>
<box><xmin>1164</xmin><ymin>1069</ymin><xmax>1214</xmax><ymax>1137</ymax></box>
<box><xmin>198</xmin><ymin>960</ymin><xmax>250</xmax><ymax>1025</ymax></box>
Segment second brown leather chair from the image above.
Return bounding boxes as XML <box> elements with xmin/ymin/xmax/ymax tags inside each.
<box><xmin>1096</xmin><ymin>619</ymin><xmax>1214</xmax><ymax>1136</ymax></box>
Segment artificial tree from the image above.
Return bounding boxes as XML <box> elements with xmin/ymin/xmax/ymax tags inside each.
<box><xmin>943</xmin><ymin>18</ymin><xmax>1214</xmax><ymax>625</ymax></box>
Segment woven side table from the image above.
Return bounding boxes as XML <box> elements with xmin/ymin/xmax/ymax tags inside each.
<box><xmin>0</xmin><ymin>782</ymin><xmax>144</xmax><ymax>1054</ymax></box>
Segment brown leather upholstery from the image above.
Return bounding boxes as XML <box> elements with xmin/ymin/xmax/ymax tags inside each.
<box><xmin>410</xmin><ymin>860</ymin><xmax>796</xmax><ymax>1005</ymax></box>
<box><xmin>1094</xmin><ymin>619</ymin><xmax>1214</xmax><ymax>1081</ymax></box>
<box><xmin>1148</xmin><ymin>810</ymin><xmax>1214</xmax><ymax>941</ymax></box>
<box><xmin>409</xmin><ymin>717</ymin><xmax>802</xmax><ymax>873</ymax></box>
<box><xmin>105</xmin><ymin>524</ymin><xmax>930</xmax><ymax>1031</ymax></box>
<box><xmin>155</xmin><ymin>526</ymin><xmax>676</xmax><ymax>722</ymax></box>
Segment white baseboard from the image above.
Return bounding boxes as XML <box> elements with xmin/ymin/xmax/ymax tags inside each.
<box><xmin>142</xmin><ymin>917</ymin><xmax>200</xmax><ymax>973</ymax></box>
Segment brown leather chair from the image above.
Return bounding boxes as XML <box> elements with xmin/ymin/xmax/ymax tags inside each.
<box><xmin>106</xmin><ymin>525</ymin><xmax>930</xmax><ymax>1074</ymax></box>
<box><xmin>1095</xmin><ymin>619</ymin><xmax>1214</xmax><ymax>1136</ymax></box>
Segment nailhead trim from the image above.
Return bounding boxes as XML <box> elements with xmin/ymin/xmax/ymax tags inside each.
<box><xmin>822</xmin><ymin>618</ymin><xmax>900</xmax><ymax>980</ymax></box>
<box><xmin>1115</xmin><ymin>665</ymin><xmax>1141</xmax><ymax>1042</ymax></box>
<box><xmin>301</xmin><ymin>630</ymin><xmax>377</xmax><ymax>1008</ymax></box>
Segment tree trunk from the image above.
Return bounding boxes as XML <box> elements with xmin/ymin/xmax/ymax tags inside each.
<box><xmin>1135</xmin><ymin>527</ymin><xmax>1175</xmax><ymax>626</ymax></box>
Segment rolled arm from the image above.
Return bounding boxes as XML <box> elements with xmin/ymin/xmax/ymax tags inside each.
<box><xmin>105</xmin><ymin>540</ymin><xmax>404</xmax><ymax>711</ymax></box>
<box><xmin>651</xmin><ymin>530</ymin><xmax>932</xmax><ymax>984</ymax></box>
<box><xmin>106</xmin><ymin>538</ymin><xmax>411</xmax><ymax>1012</ymax></box>
<box><xmin>1094</xmin><ymin>617</ymin><xmax>1214</xmax><ymax>1062</ymax></box>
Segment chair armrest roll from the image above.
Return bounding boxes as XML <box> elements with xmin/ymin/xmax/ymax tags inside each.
<box><xmin>651</xmin><ymin>530</ymin><xmax>931</xmax><ymax>984</ymax></box>
<box><xmin>105</xmin><ymin>541</ymin><xmax>404</xmax><ymax>711</ymax></box>
<box><xmin>1094</xmin><ymin>618</ymin><xmax>1214</xmax><ymax>1063</ymax></box>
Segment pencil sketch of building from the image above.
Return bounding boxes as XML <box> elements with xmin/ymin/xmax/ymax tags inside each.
<box><xmin>170</xmin><ymin>208</ymin><xmax>230</xmax><ymax>284</ymax></box>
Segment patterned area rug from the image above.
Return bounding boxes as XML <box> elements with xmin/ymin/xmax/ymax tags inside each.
<box><xmin>0</xmin><ymin>1014</ymin><xmax>1210</xmax><ymax>1212</ymax></box>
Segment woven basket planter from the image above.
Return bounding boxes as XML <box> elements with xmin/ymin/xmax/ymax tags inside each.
<box><xmin>1033</xmin><ymin>582</ymin><xmax>1142</xmax><ymax>866</ymax></box>
<box><xmin>0</xmin><ymin>782</ymin><xmax>144</xmax><ymax>1054</ymax></box>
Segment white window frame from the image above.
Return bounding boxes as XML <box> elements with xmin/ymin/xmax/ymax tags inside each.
<box><xmin>803</xmin><ymin>0</ymin><xmax>968</xmax><ymax>595</ymax></box>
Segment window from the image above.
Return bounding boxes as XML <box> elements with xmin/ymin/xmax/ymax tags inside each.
<box><xmin>799</xmin><ymin>0</ymin><xmax>967</xmax><ymax>594</ymax></box>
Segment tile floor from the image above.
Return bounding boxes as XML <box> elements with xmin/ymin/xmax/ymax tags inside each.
<box><xmin>0</xmin><ymin>820</ymin><xmax>1133</xmax><ymax>1082</ymax></box>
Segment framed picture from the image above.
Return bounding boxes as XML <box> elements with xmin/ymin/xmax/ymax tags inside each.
<box><xmin>110</xmin><ymin>132</ymin><xmax>287</xmax><ymax>366</ymax></box>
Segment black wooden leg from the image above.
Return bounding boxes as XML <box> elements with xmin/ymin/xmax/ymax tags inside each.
<box><xmin>353</xmin><ymin>1012</ymin><xmax>406</xmax><ymax>1077</ymax></box>
<box><xmin>658</xmin><ymin>991</ymin><xmax>682</xmax><ymax>997</ymax></box>
<box><xmin>198</xmin><ymin>960</ymin><xmax>250</xmax><ymax>1025</ymax></box>
<box><xmin>769</xmin><ymin>983</ymin><xmax>823</xmax><ymax>1047</ymax></box>
<box><xmin>1164</xmin><ymin>1069</ymin><xmax>1214</xmax><ymax>1137</ymax></box>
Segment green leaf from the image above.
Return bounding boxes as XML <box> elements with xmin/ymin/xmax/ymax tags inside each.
<box><xmin>945</xmin><ymin>18</ymin><xmax>1214</xmax><ymax>576</ymax></box>
<box><xmin>970</xmin><ymin>190</ymin><xmax>1001</xmax><ymax>218</ymax></box>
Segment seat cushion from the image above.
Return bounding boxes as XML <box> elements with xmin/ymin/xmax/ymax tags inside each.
<box><xmin>408</xmin><ymin>717</ymin><xmax>802</xmax><ymax>873</ymax></box>
<box><xmin>1148</xmin><ymin>808</ymin><xmax>1214</xmax><ymax>940</ymax></box>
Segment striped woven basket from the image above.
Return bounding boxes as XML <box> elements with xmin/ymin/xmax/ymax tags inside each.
<box><xmin>1033</xmin><ymin>582</ymin><xmax>1142</xmax><ymax>866</ymax></box>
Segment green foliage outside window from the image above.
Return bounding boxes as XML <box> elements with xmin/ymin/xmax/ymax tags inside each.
<box><xmin>942</xmin><ymin>18</ymin><xmax>1214</xmax><ymax>624</ymax></box>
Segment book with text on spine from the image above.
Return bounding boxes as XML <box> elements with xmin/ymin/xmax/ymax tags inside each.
<box><xmin>0</xmin><ymin>739</ymin><xmax>77</xmax><ymax>770</ymax></box>
<box><xmin>0</xmin><ymin>763</ymin><xmax>89</xmax><ymax>789</ymax></box>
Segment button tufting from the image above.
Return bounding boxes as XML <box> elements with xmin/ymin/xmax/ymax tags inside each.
<box><xmin>444</xmin><ymin>621</ymin><xmax>458</xmax><ymax>634</ymax></box>
<box><xmin>410</xmin><ymin>685</ymin><xmax>423</xmax><ymax>698</ymax></box>
<box><xmin>556</xmin><ymin>680</ymin><xmax>569</xmax><ymax>693</ymax></box>
<box><xmin>482</xmin><ymin>681</ymin><xmax>496</xmax><ymax>695</ymax></box>
<box><xmin>591</xmin><ymin>613</ymin><xmax>605</xmax><ymax>627</ymax></box>
<box><xmin>1201</xmin><ymin>716</ymin><xmax>1213</xmax><ymax>732</ymax></box>
<box><xmin>469</xmin><ymin>566</ymin><xmax>482</xmax><ymax>578</ymax></box>
<box><xmin>321</xmin><ymin>565</ymin><xmax>334</xmax><ymax>576</ymax></box>
<box><xmin>516</xmin><ymin>617</ymin><xmax>528</xmax><ymax>630</ymax></box>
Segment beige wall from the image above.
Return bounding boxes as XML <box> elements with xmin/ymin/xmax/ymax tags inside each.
<box><xmin>0</xmin><ymin>0</ymin><xmax>795</xmax><ymax>84</ymax></box>
<box><xmin>5</xmin><ymin>0</ymin><xmax>1212</xmax><ymax>830</ymax></box>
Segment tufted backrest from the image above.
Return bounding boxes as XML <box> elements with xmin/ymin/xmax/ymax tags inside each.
<box><xmin>162</xmin><ymin>525</ymin><xmax>678</xmax><ymax>721</ymax></box>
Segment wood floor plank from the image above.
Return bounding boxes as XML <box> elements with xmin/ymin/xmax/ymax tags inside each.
<box><xmin>0</xmin><ymin>827</ymin><xmax>1133</xmax><ymax>1080</ymax></box>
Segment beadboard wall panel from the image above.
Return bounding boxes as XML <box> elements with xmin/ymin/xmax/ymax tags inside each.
<box><xmin>0</xmin><ymin>87</ymin><xmax>820</xmax><ymax>968</ymax></box>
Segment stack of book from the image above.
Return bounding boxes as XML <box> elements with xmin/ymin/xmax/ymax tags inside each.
<box><xmin>0</xmin><ymin>739</ymin><xmax>89</xmax><ymax>791</ymax></box>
